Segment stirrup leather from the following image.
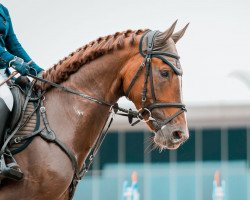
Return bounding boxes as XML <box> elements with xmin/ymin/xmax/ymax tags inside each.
<box><xmin>0</xmin><ymin>154</ymin><xmax>23</xmax><ymax>181</ymax></box>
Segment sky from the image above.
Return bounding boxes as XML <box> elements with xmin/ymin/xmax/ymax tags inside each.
<box><xmin>2</xmin><ymin>0</ymin><xmax>250</xmax><ymax>105</ymax></box>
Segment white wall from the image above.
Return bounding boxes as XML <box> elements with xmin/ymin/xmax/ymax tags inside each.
<box><xmin>2</xmin><ymin>0</ymin><xmax>250</xmax><ymax>104</ymax></box>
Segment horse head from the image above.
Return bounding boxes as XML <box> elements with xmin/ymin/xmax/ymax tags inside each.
<box><xmin>122</xmin><ymin>21</ymin><xmax>189</xmax><ymax>150</ymax></box>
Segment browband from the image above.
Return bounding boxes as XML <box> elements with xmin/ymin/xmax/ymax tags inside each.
<box><xmin>139</xmin><ymin>30</ymin><xmax>183</xmax><ymax>76</ymax></box>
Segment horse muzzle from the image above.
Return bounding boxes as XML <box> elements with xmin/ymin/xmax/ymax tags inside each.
<box><xmin>154</xmin><ymin>123</ymin><xmax>189</xmax><ymax>150</ymax></box>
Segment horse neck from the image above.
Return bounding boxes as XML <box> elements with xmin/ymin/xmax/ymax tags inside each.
<box><xmin>45</xmin><ymin>47</ymin><xmax>136</xmax><ymax>167</ymax></box>
<box><xmin>68</xmin><ymin>53</ymin><xmax>127</xmax><ymax>103</ymax></box>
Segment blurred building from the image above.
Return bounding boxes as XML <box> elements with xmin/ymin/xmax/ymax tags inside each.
<box><xmin>74</xmin><ymin>104</ymin><xmax>250</xmax><ymax>200</ymax></box>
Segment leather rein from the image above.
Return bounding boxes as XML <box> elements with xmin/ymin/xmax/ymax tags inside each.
<box><xmin>5</xmin><ymin>30</ymin><xmax>186</xmax><ymax>198</ymax></box>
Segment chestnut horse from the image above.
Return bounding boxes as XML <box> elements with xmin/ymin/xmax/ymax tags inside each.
<box><xmin>0</xmin><ymin>22</ymin><xmax>189</xmax><ymax>200</ymax></box>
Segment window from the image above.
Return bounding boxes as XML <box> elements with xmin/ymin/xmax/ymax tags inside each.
<box><xmin>202</xmin><ymin>129</ymin><xmax>221</xmax><ymax>161</ymax></box>
<box><xmin>228</xmin><ymin>128</ymin><xmax>247</xmax><ymax>160</ymax></box>
<box><xmin>177</xmin><ymin>129</ymin><xmax>195</xmax><ymax>162</ymax></box>
<box><xmin>125</xmin><ymin>131</ymin><xmax>144</xmax><ymax>163</ymax></box>
<box><xmin>99</xmin><ymin>132</ymin><xmax>118</xmax><ymax>169</ymax></box>
<box><xmin>151</xmin><ymin>148</ymin><xmax>169</xmax><ymax>163</ymax></box>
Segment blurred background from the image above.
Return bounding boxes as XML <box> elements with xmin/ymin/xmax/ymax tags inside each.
<box><xmin>2</xmin><ymin>0</ymin><xmax>250</xmax><ymax>199</ymax></box>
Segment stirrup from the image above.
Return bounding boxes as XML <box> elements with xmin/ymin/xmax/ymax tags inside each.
<box><xmin>0</xmin><ymin>154</ymin><xmax>23</xmax><ymax>181</ymax></box>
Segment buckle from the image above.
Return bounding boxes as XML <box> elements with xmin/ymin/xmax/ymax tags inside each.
<box><xmin>40</xmin><ymin>106</ymin><xmax>46</xmax><ymax>113</ymax></box>
<box><xmin>14</xmin><ymin>137</ymin><xmax>22</xmax><ymax>144</ymax></box>
<box><xmin>137</xmin><ymin>108</ymin><xmax>155</xmax><ymax>123</ymax></box>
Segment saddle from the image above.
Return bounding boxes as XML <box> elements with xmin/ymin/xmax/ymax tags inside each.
<box><xmin>0</xmin><ymin>77</ymin><xmax>39</xmax><ymax>181</ymax></box>
<box><xmin>2</xmin><ymin>77</ymin><xmax>42</xmax><ymax>150</ymax></box>
<box><xmin>1</xmin><ymin>76</ymin><xmax>61</xmax><ymax>182</ymax></box>
<box><xmin>8</xmin><ymin>85</ymin><xmax>25</xmax><ymax>131</ymax></box>
<box><xmin>6</xmin><ymin>77</ymin><xmax>29</xmax><ymax>134</ymax></box>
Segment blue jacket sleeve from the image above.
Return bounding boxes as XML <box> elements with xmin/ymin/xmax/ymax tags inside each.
<box><xmin>0</xmin><ymin>45</ymin><xmax>14</xmax><ymax>68</ymax></box>
<box><xmin>1</xmin><ymin>6</ymin><xmax>43</xmax><ymax>74</ymax></box>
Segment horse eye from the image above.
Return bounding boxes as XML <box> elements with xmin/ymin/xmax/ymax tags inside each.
<box><xmin>160</xmin><ymin>70</ymin><xmax>169</xmax><ymax>78</ymax></box>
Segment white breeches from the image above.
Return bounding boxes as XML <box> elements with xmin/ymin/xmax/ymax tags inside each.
<box><xmin>0</xmin><ymin>69</ymin><xmax>13</xmax><ymax>111</ymax></box>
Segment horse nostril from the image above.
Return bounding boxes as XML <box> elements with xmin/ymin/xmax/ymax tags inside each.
<box><xmin>172</xmin><ymin>131</ymin><xmax>183</xmax><ymax>140</ymax></box>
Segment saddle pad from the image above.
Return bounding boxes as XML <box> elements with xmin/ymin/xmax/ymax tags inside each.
<box><xmin>9</xmin><ymin>102</ymin><xmax>39</xmax><ymax>154</ymax></box>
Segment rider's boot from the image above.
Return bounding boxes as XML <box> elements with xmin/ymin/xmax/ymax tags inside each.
<box><xmin>0</xmin><ymin>98</ymin><xmax>23</xmax><ymax>181</ymax></box>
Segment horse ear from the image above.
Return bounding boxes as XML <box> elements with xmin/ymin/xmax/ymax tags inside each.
<box><xmin>157</xmin><ymin>20</ymin><xmax>178</xmax><ymax>42</ymax></box>
<box><xmin>172</xmin><ymin>23</ymin><xmax>189</xmax><ymax>43</ymax></box>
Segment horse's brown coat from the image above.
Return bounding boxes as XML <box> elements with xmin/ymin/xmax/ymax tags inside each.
<box><xmin>0</xmin><ymin>25</ymin><xmax>188</xmax><ymax>199</ymax></box>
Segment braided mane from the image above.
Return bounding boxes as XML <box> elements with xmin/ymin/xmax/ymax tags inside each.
<box><xmin>42</xmin><ymin>29</ymin><xmax>147</xmax><ymax>89</ymax></box>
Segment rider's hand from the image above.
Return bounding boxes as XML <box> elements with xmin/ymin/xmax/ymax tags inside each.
<box><xmin>9</xmin><ymin>56</ymin><xmax>30</xmax><ymax>76</ymax></box>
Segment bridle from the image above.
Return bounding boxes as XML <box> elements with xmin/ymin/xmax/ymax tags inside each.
<box><xmin>125</xmin><ymin>30</ymin><xmax>187</xmax><ymax>130</ymax></box>
<box><xmin>4</xmin><ymin>30</ymin><xmax>187</xmax><ymax>199</ymax></box>
<box><xmin>25</xmin><ymin>30</ymin><xmax>187</xmax><ymax>175</ymax></box>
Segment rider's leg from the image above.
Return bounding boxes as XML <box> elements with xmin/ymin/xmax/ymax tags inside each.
<box><xmin>0</xmin><ymin>99</ymin><xmax>10</xmax><ymax>143</ymax></box>
<box><xmin>0</xmin><ymin>81</ymin><xmax>23</xmax><ymax>180</ymax></box>
<box><xmin>0</xmin><ymin>82</ymin><xmax>13</xmax><ymax>141</ymax></box>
